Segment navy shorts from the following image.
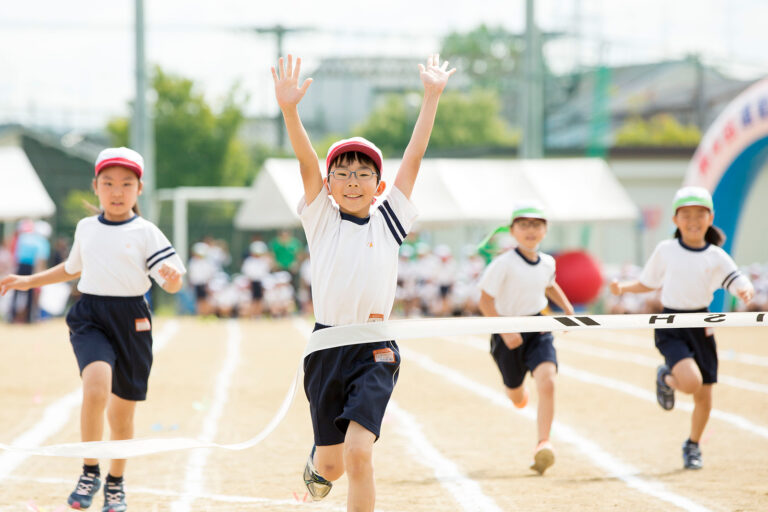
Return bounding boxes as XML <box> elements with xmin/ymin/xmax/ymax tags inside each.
<box><xmin>490</xmin><ymin>330</ymin><xmax>557</xmax><ymax>389</ymax></box>
<box><xmin>65</xmin><ymin>294</ymin><xmax>154</xmax><ymax>401</ymax></box>
<box><xmin>194</xmin><ymin>284</ymin><xmax>207</xmax><ymax>300</ymax></box>
<box><xmin>303</xmin><ymin>323</ymin><xmax>400</xmax><ymax>446</ymax></box>
<box><xmin>655</xmin><ymin>307</ymin><xmax>718</xmax><ymax>384</ymax></box>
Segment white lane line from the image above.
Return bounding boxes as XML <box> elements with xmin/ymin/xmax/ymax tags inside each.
<box><xmin>404</xmin><ymin>348</ymin><xmax>712</xmax><ymax>512</ymax></box>
<box><xmin>171</xmin><ymin>319</ymin><xmax>241</xmax><ymax>512</ymax></box>
<box><xmin>5</xmin><ymin>475</ymin><xmax>350</xmax><ymax>511</ymax></box>
<box><xmin>0</xmin><ymin>320</ymin><xmax>180</xmax><ymax>483</ymax></box>
<box><xmin>567</xmin><ymin>330</ymin><xmax>768</xmax><ymax>368</ymax></box>
<box><xmin>556</xmin><ymin>339</ymin><xmax>768</xmax><ymax>395</ymax></box>
<box><xmin>388</xmin><ymin>401</ymin><xmax>504</xmax><ymax>512</ymax></box>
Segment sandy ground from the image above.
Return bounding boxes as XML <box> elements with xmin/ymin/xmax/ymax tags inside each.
<box><xmin>0</xmin><ymin>317</ymin><xmax>766</xmax><ymax>511</ymax></box>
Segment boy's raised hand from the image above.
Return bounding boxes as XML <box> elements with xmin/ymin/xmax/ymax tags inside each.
<box><xmin>272</xmin><ymin>55</ymin><xmax>313</xmax><ymax>110</ymax></box>
<box><xmin>418</xmin><ymin>53</ymin><xmax>456</xmax><ymax>95</ymax></box>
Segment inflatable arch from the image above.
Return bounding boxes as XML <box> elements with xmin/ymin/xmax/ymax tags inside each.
<box><xmin>684</xmin><ymin>78</ymin><xmax>768</xmax><ymax>311</ymax></box>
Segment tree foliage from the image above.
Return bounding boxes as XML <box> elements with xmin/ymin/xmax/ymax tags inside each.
<box><xmin>615</xmin><ymin>114</ymin><xmax>701</xmax><ymax>147</ymax></box>
<box><xmin>107</xmin><ymin>67</ymin><xmax>253</xmax><ymax>188</ymax></box>
<box><xmin>440</xmin><ymin>24</ymin><xmax>521</xmax><ymax>90</ymax></box>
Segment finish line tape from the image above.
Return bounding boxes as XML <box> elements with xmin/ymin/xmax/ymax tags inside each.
<box><xmin>1</xmin><ymin>312</ymin><xmax>765</xmax><ymax>459</ymax></box>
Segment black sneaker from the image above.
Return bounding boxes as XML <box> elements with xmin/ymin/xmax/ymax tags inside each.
<box><xmin>682</xmin><ymin>440</ymin><xmax>703</xmax><ymax>470</ymax></box>
<box><xmin>67</xmin><ymin>472</ymin><xmax>101</xmax><ymax>509</ymax></box>
<box><xmin>656</xmin><ymin>364</ymin><xmax>675</xmax><ymax>410</ymax></box>
<box><xmin>303</xmin><ymin>445</ymin><xmax>332</xmax><ymax>501</ymax></box>
<box><xmin>102</xmin><ymin>479</ymin><xmax>127</xmax><ymax>512</ymax></box>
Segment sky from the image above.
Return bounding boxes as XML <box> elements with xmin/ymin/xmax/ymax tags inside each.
<box><xmin>2</xmin><ymin>0</ymin><xmax>768</xmax><ymax>131</ymax></box>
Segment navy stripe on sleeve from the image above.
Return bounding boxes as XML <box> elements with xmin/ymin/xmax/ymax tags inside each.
<box><xmin>379</xmin><ymin>206</ymin><xmax>403</xmax><ymax>245</ymax></box>
<box><xmin>382</xmin><ymin>200</ymin><xmax>407</xmax><ymax>239</ymax></box>
<box><xmin>147</xmin><ymin>246</ymin><xmax>173</xmax><ymax>267</ymax></box>
<box><xmin>721</xmin><ymin>270</ymin><xmax>739</xmax><ymax>288</ymax></box>
<box><xmin>723</xmin><ymin>271</ymin><xmax>742</xmax><ymax>291</ymax></box>
<box><xmin>148</xmin><ymin>251</ymin><xmax>176</xmax><ymax>270</ymax></box>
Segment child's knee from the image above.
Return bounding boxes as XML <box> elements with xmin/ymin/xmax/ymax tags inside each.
<box><xmin>537</xmin><ymin>376</ymin><xmax>555</xmax><ymax>396</ymax></box>
<box><xmin>82</xmin><ymin>382</ymin><xmax>110</xmax><ymax>406</ymax></box>
<box><xmin>343</xmin><ymin>443</ymin><xmax>373</xmax><ymax>477</ymax></box>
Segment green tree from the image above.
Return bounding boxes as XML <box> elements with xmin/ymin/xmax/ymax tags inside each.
<box><xmin>354</xmin><ymin>90</ymin><xmax>517</xmax><ymax>156</ymax></box>
<box><xmin>440</xmin><ymin>25</ymin><xmax>521</xmax><ymax>90</ymax></box>
<box><xmin>615</xmin><ymin>114</ymin><xmax>701</xmax><ymax>147</ymax></box>
<box><xmin>107</xmin><ymin>67</ymin><xmax>253</xmax><ymax>188</ymax></box>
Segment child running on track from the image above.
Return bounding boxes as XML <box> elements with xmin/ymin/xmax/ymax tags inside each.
<box><xmin>611</xmin><ymin>186</ymin><xmax>754</xmax><ymax>469</ymax></box>
<box><xmin>477</xmin><ymin>201</ymin><xmax>574</xmax><ymax>475</ymax></box>
<box><xmin>272</xmin><ymin>53</ymin><xmax>454</xmax><ymax>511</ymax></box>
<box><xmin>0</xmin><ymin>147</ymin><xmax>185</xmax><ymax>511</ymax></box>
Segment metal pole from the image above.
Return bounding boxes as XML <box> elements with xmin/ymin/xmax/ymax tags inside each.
<box><xmin>133</xmin><ymin>0</ymin><xmax>157</xmax><ymax>222</ymax></box>
<box><xmin>521</xmin><ymin>0</ymin><xmax>543</xmax><ymax>158</ymax></box>
<box><xmin>173</xmin><ymin>190</ymin><xmax>188</xmax><ymax>265</ymax></box>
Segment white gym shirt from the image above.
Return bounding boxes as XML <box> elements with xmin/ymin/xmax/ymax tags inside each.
<box><xmin>479</xmin><ymin>248</ymin><xmax>556</xmax><ymax>316</ymax></box>
<box><xmin>639</xmin><ymin>238</ymin><xmax>751</xmax><ymax>310</ymax></box>
<box><xmin>65</xmin><ymin>214</ymin><xmax>186</xmax><ymax>296</ymax></box>
<box><xmin>298</xmin><ymin>186</ymin><xmax>418</xmax><ymax>326</ymax></box>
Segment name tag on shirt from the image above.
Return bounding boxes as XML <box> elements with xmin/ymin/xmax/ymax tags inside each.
<box><xmin>135</xmin><ymin>318</ymin><xmax>151</xmax><ymax>332</ymax></box>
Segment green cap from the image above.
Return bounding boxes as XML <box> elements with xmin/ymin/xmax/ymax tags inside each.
<box><xmin>511</xmin><ymin>200</ymin><xmax>547</xmax><ymax>223</ymax></box>
<box><xmin>673</xmin><ymin>186</ymin><xmax>714</xmax><ymax>212</ymax></box>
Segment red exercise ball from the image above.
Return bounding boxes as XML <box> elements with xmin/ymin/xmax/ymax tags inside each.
<box><xmin>554</xmin><ymin>250</ymin><xmax>604</xmax><ymax>305</ymax></box>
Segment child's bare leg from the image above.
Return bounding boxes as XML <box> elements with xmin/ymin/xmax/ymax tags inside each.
<box><xmin>666</xmin><ymin>358</ymin><xmax>703</xmax><ymax>395</ymax></box>
<box><xmin>314</xmin><ymin>443</ymin><xmax>345</xmax><ymax>481</ymax></box>
<box><xmin>690</xmin><ymin>384</ymin><xmax>713</xmax><ymax>442</ymax></box>
<box><xmin>106</xmin><ymin>395</ymin><xmax>137</xmax><ymax>477</ymax></box>
<box><xmin>532</xmin><ymin>362</ymin><xmax>557</xmax><ymax>442</ymax></box>
<box><xmin>344</xmin><ymin>421</ymin><xmax>376</xmax><ymax>512</ymax></box>
<box><xmin>504</xmin><ymin>385</ymin><xmax>526</xmax><ymax>405</ymax></box>
<box><xmin>80</xmin><ymin>361</ymin><xmax>112</xmax><ymax>466</ymax></box>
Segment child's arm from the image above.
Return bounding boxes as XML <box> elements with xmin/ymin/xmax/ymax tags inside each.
<box><xmin>0</xmin><ymin>263</ymin><xmax>79</xmax><ymax>295</ymax></box>
<box><xmin>271</xmin><ymin>55</ymin><xmax>324</xmax><ymax>204</ymax></box>
<box><xmin>610</xmin><ymin>279</ymin><xmax>656</xmax><ymax>296</ymax></box>
<box><xmin>478</xmin><ymin>290</ymin><xmax>523</xmax><ymax>349</ymax></box>
<box><xmin>545</xmin><ymin>283</ymin><xmax>575</xmax><ymax>315</ymax></box>
<box><xmin>394</xmin><ymin>54</ymin><xmax>456</xmax><ymax>199</ymax></box>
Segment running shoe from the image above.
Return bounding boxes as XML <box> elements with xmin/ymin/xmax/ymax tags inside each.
<box><xmin>67</xmin><ymin>472</ymin><xmax>101</xmax><ymax>509</ymax></box>
<box><xmin>530</xmin><ymin>440</ymin><xmax>555</xmax><ymax>475</ymax></box>
<box><xmin>682</xmin><ymin>439</ymin><xmax>703</xmax><ymax>470</ymax></box>
<box><xmin>102</xmin><ymin>479</ymin><xmax>127</xmax><ymax>512</ymax></box>
<box><xmin>656</xmin><ymin>364</ymin><xmax>675</xmax><ymax>410</ymax></box>
<box><xmin>303</xmin><ymin>445</ymin><xmax>332</xmax><ymax>501</ymax></box>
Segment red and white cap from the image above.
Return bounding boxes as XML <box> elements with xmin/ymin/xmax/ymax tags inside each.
<box><xmin>95</xmin><ymin>147</ymin><xmax>144</xmax><ymax>178</ymax></box>
<box><xmin>325</xmin><ymin>137</ymin><xmax>383</xmax><ymax>175</ymax></box>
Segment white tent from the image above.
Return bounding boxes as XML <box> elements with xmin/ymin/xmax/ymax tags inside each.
<box><xmin>235</xmin><ymin>158</ymin><xmax>638</xmax><ymax>230</ymax></box>
<box><xmin>0</xmin><ymin>146</ymin><xmax>56</xmax><ymax>220</ymax></box>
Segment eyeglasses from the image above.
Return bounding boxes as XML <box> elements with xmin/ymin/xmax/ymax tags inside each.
<box><xmin>328</xmin><ymin>169</ymin><xmax>379</xmax><ymax>181</ymax></box>
<box><xmin>512</xmin><ymin>219</ymin><xmax>546</xmax><ymax>229</ymax></box>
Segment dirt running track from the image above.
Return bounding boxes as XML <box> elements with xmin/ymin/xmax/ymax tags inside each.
<box><xmin>0</xmin><ymin>317</ymin><xmax>766</xmax><ymax>511</ymax></box>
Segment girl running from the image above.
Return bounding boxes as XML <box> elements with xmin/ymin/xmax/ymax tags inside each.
<box><xmin>1</xmin><ymin>147</ymin><xmax>185</xmax><ymax>511</ymax></box>
<box><xmin>611</xmin><ymin>186</ymin><xmax>754</xmax><ymax>469</ymax></box>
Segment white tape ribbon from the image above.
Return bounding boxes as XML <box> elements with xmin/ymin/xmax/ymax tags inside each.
<box><xmin>1</xmin><ymin>312</ymin><xmax>765</xmax><ymax>459</ymax></box>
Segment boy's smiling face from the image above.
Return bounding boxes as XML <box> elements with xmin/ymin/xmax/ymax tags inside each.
<box><xmin>327</xmin><ymin>155</ymin><xmax>385</xmax><ymax>218</ymax></box>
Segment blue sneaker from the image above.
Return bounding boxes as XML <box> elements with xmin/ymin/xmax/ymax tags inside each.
<box><xmin>67</xmin><ymin>472</ymin><xmax>101</xmax><ymax>509</ymax></box>
<box><xmin>656</xmin><ymin>364</ymin><xmax>675</xmax><ymax>410</ymax></box>
<box><xmin>303</xmin><ymin>445</ymin><xmax>332</xmax><ymax>501</ymax></box>
<box><xmin>101</xmin><ymin>479</ymin><xmax>127</xmax><ymax>512</ymax></box>
<box><xmin>682</xmin><ymin>440</ymin><xmax>703</xmax><ymax>470</ymax></box>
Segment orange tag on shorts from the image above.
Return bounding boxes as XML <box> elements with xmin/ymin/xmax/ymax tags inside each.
<box><xmin>373</xmin><ymin>348</ymin><xmax>396</xmax><ymax>363</ymax></box>
<box><xmin>368</xmin><ymin>313</ymin><xmax>384</xmax><ymax>323</ymax></box>
<box><xmin>705</xmin><ymin>327</ymin><xmax>714</xmax><ymax>337</ymax></box>
<box><xmin>135</xmin><ymin>318</ymin><xmax>151</xmax><ymax>332</ymax></box>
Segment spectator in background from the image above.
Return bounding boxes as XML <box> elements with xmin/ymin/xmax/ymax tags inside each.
<box><xmin>11</xmin><ymin>219</ymin><xmax>50</xmax><ymax>323</ymax></box>
<box><xmin>269</xmin><ymin>229</ymin><xmax>302</xmax><ymax>276</ymax></box>
<box><xmin>241</xmin><ymin>241</ymin><xmax>272</xmax><ymax>318</ymax></box>
<box><xmin>187</xmin><ymin>242</ymin><xmax>217</xmax><ymax>316</ymax></box>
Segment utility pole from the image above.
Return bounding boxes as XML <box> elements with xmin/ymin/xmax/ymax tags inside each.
<box><xmin>251</xmin><ymin>25</ymin><xmax>313</xmax><ymax>150</ymax></box>
<box><xmin>132</xmin><ymin>0</ymin><xmax>156</xmax><ymax>222</ymax></box>
<box><xmin>520</xmin><ymin>0</ymin><xmax>544</xmax><ymax>158</ymax></box>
